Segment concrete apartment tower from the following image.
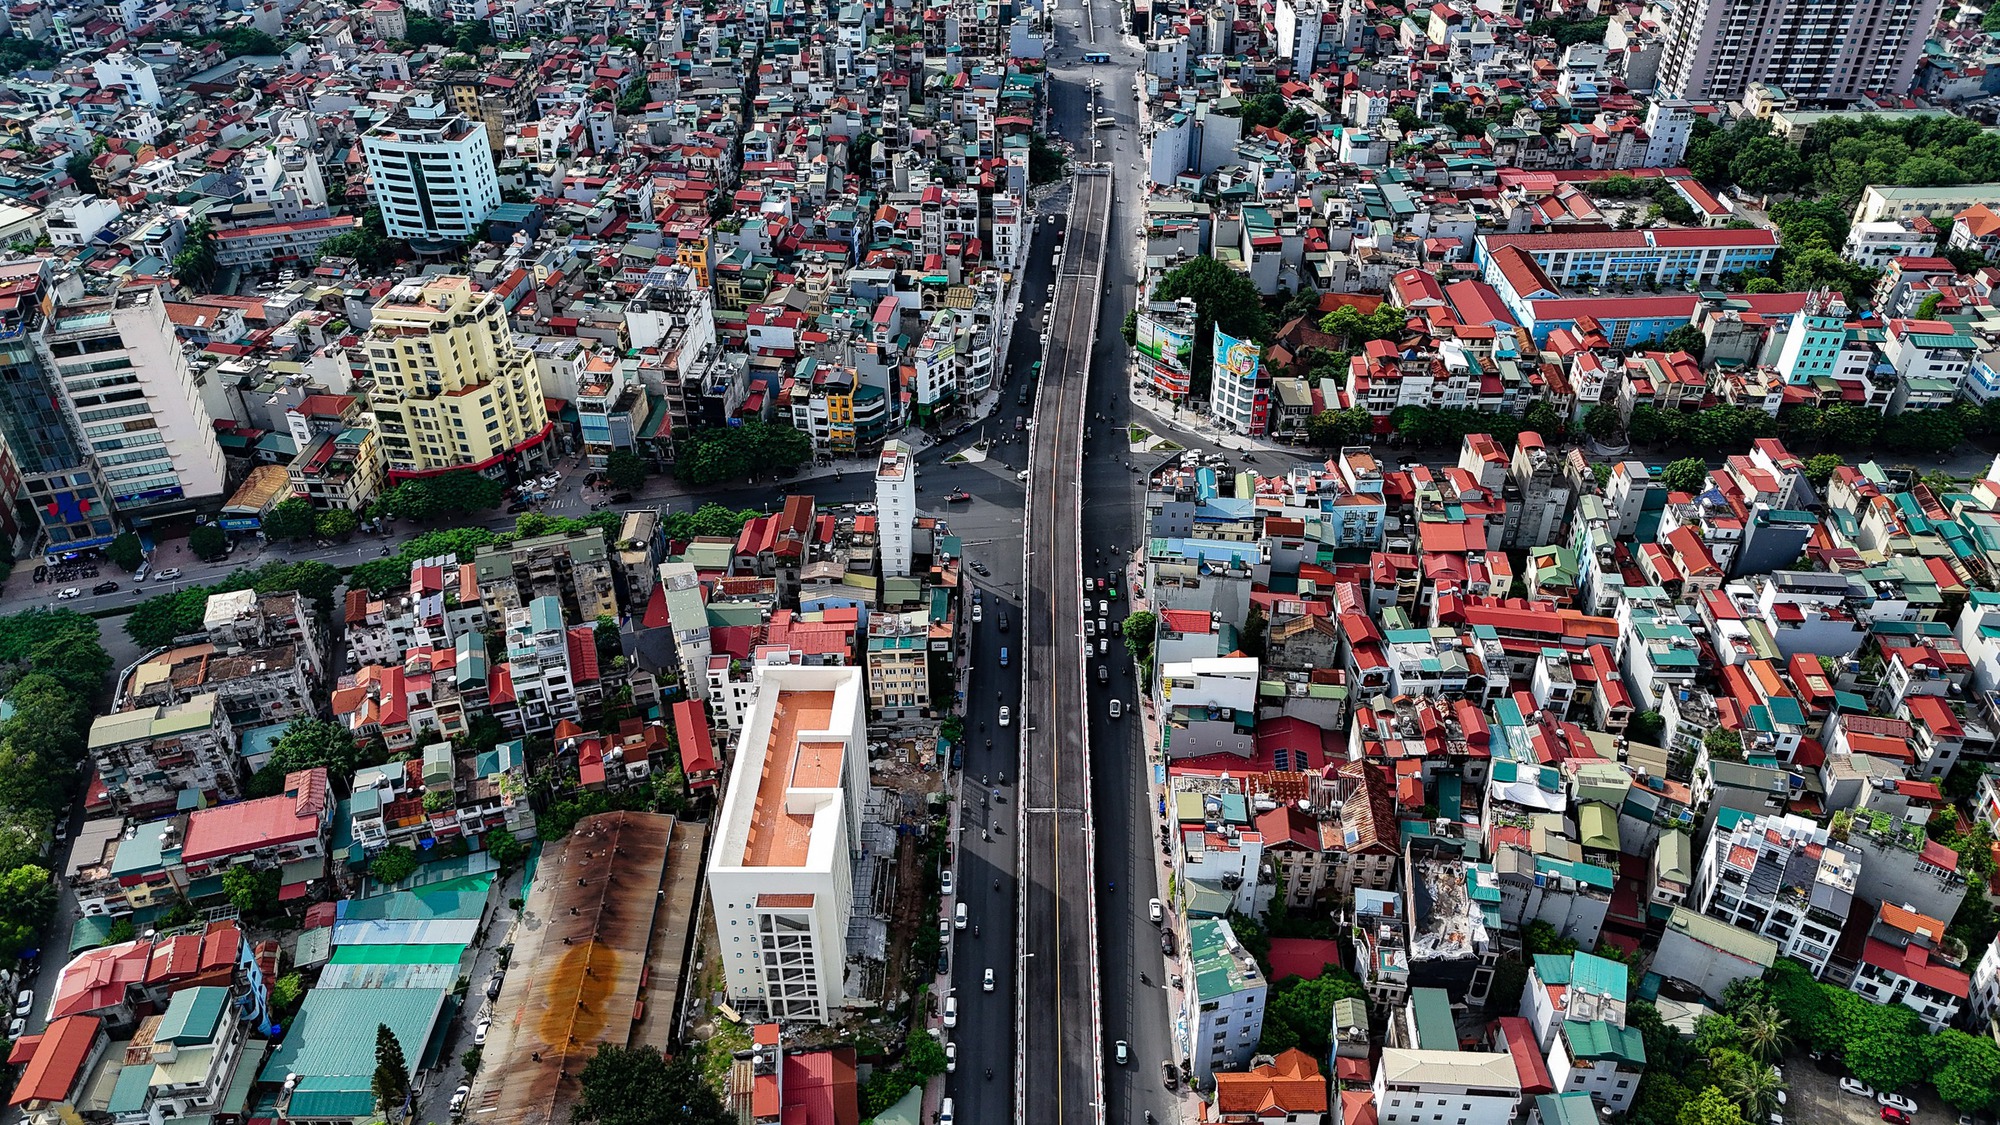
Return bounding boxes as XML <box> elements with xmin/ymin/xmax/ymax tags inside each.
<box><xmin>876</xmin><ymin>440</ymin><xmax>915</xmax><ymax>577</ymax></box>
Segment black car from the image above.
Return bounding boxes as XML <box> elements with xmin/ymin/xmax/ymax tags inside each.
<box><xmin>506</xmin><ymin>501</ymin><xmax>530</xmax><ymax>513</ymax></box>
<box><xmin>997</xmin><ymin>613</ymin><xmax>1009</xmax><ymax>632</ymax></box>
<box><xmin>92</xmin><ymin>581</ymin><xmax>119</xmax><ymax>595</ymax></box>
<box><xmin>610</xmin><ymin>491</ymin><xmax>634</xmax><ymax>503</ymax></box>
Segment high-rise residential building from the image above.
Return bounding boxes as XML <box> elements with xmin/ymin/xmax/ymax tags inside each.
<box><xmin>1657</xmin><ymin>0</ymin><xmax>1940</xmax><ymax>103</ymax></box>
<box><xmin>41</xmin><ymin>286</ymin><xmax>228</xmax><ymax>524</ymax></box>
<box><xmin>874</xmin><ymin>440</ymin><xmax>915</xmax><ymax>577</ymax></box>
<box><xmin>706</xmin><ymin>665</ymin><xmax>868</xmax><ymax>1023</ymax></box>
<box><xmin>0</xmin><ymin>261</ymin><xmax>113</xmax><ymax>554</ymax></box>
<box><xmin>363</xmin><ymin>276</ymin><xmax>552</xmax><ymax>478</ymax></box>
<box><xmin>360</xmin><ymin>94</ymin><xmax>502</xmax><ymax>244</ymax></box>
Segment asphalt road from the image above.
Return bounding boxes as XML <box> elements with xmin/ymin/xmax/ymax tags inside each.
<box><xmin>1020</xmin><ymin>13</ymin><xmax>1118</xmax><ymax>1121</ymax></box>
<box><xmin>935</xmin><ymin>163</ymin><xmax>1068</xmax><ymax>1124</ymax></box>
<box><xmin>1039</xmin><ymin>9</ymin><xmax>1188</xmax><ymax>1122</ymax></box>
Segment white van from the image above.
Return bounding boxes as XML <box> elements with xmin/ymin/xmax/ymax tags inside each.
<box><xmin>955</xmin><ymin>902</ymin><xmax>968</xmax><ymax>930</ymax></box>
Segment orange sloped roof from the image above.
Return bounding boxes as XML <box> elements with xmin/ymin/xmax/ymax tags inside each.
<box><xmin>1211</xmin><ymin>1048</ymin><xmax>1328</xmax><ymax>1116</ymax></box>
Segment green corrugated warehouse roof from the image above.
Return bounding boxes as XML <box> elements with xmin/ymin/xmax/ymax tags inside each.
<box><xmin>261</xmin><ymin>987</ymin><xmax>444</xmax><ymax>1108</ymax></box>
<box><xmin>328</xmin><ymin>943</ymin><xmax>464</xmax><ymax>965</ymax></box>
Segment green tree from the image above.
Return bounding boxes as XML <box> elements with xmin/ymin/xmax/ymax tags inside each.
<box><xmin>314</xmin><ymin>207</ymin><xmax>405</xmax><ymax>270</ymax></box>
<box><xmin>1236</xmin><ymin>92</ymin><xmax>1285</xmax><ymax>132</ymax></box>
<box><xmin>1154</xmin><ymin>256</ymin><xmax>1272</xmax><ymax>398</ymax></box>
<box><xmin>1306</xmin><ymin>407</ymin><xmax>1370</xmax><ymax>450</ymax></box>
<box><xmin>1027</xmin><ymin>131</ymin><xmax>1067</xmax><ymax>185</ymax></box>
<box><xmin>1985</xmin><ymin>3</ymin><xmax>2000</xmax><ymax>29</ymax></box>
<box><xmin>1318</xmin><ymin>303</ymin><xmax>1407</xmax><ymax>348</ymax></box>
<box><xmin>170</xmin><ymin>219</ymin><xmax>218</xmax><ymax>290</ymax></box>
<box><xmin>1522</xmin><ymin>399</ymin><xmax>1565</xmax><ymax>441</ymax></box>
<box><xmin>189</xmin><ymin>524</ymin><xmax>229</xmax><ymax>561</ymax></box>
<box><xmin>1737</xmin><ymin>1003</ymin><xmax>1790</xmax><ymax>1064</ymax></box>
<box><xmin>1916</xmin><ymin>292</ymin><xmax>1944</xmax><ymax>318</ymax></box>
<box><xmin>1804</xmin><ymin>453</ymin><xmax>1844</xmax><ymax>487</ymax></box>
<box><xmin>271</xmin><ymin>971</ymin><xmax>306</xmax><ymax>1016</ymax></box>
<box><xmin>263</xmin><ymin>498</ymin><xmax>315</xmax><ymax>541</ymax></box>
<box><xmin>314</xmin><ymin>507</ymin><xmax>358</xmax><ymax>539</ymax></box>
<box><xmin>1664</xmin><ymin>324</ymin><xmax>1708</xmax><ymax>359</ymax></box>
<box><xmin>1676</xmin><ymin>1085</ymin><xmax>1749</xmax><ymax>1125</ymax></box>
<box><xmin>1258</xmin><ymin>968</ymin><xmax>1365</xmax><ymax>1058</ymax></box>
<box><xmin>1704</xmin><ymin>726</ymin><xmax>1744</xmax><ymax>761</ymax></box>
<box><xmin>672</xmin><ymin>420</ymin><xmax>813</xmax><ymax>485</ymax></box>
<box><xmin>222</xmin><ymin>864</ymin><xmax>280</xmax><ymax>916</ymax></box>
<box><xmin>372</xmin><ymin>1024</ymin><xmax>411</xmax><ymax>1120</ymax></box>
<box><xmin>1835</xmin><ymin>988</ymin><xmax>1926</xmax><ymax>1091</ymax></box>
<box><xmin>1658</xmin><ymin>457</ymin><xmax>1710</xmax><ymax>493</ymax></box>
<box><xmin>605</xmin><ymin>449</ymin><xmax>648</xmax><ymax>491</ymax></box>
<box><xmin>248</xmin><ymin>719</ymin><xmax>360</xmax><ymax>797</ymax></box>
<box><xmin>1925</xmin><ymin>1029</ymin><xmax>2000</xmax><ymax>1113</ymax></box>
<box><xmin>1582</xmin><ymin>405</ymin><xmax>1623</xmax><ymax>442</ymax></box>
<box><xmin>1883</xmin><ymin>408</ymin><xmax>1965</xmax><ymax>456</ymax></box>
<box><xmin>65</xmin><ymin>151</ymin><xmax>98</xmax><ymax>196</ymax></box>
<box><xmin>106</xmin><ymin>531</ymin><xmax>144</xmax><ymax>572</ymax></box>
<box><xmin>1122</xmin><ymin>611</ymin><xmax>1157</xmax><ymax>667</ymax></box>
<box><xmin>0</xmin><ymin>865</ymin><xmax>55</xmax><ymax>958</ymax></box>
<box><xmin>1628</xmin><ymin>710</ymin><xmax>1665</xmax><ymax>744</ymax></box>
<box><xmin>575</xmin><ymin>1045</ymin><xmax>731</xmax><ymax>1125</ymax></box>
<box><xmin>1714</xmin><ymin>1050</ymin><xmax>1784</xmax><ymax>1120</ymax></box>
<box><xmin>484</xmin><ymin>827</ymin><xmax>526</xmax><ymax>869</ymax></box>
<box><xmin>369</xmin><ymin>845</ymin><xmax>420</xmax><ymax>887</ymax></box>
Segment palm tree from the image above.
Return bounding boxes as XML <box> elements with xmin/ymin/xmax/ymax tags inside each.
<box><xmin>1721</xmin><ymin>1054</ymin><xmax>1786</xmax><ymax>1121</ymax></box>
<box><xmin>1739</xmin><ymin>1002</ymin><xmax>1793</xmax><ymax>1065</ymax></box>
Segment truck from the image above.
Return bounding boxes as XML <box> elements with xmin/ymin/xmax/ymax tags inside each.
<box><xmin>1094</xmin><ymin>116</ymin><xmax>1116</xmax><ymax>129</ymax></box>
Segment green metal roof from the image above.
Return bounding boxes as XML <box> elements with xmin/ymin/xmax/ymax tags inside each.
<box><xmin>1569</xmin><ymin>952</ymin><xmax>1628</xmax><ymax>1002</ymax></box>
<box><xmin>1563</xmin><ymin>1019</ymin><xmax>1646</xmax><ymax>1065</ymax></box>
<box><xmin>158</xmin><ymin>986</ymin><xmax>230</xmax><ymax>1045</ymax></box>
<box><xmin>328</xmin><ymin>943</ymin><xmax>464</xmax><ymax>965</ymax></box>
<box><xmin>261</xmin><ymin>987</ymin><xmax>445</xmax><ymax>1102</ymax></box>
<box><xmin>1410</xmin><ymin>988</ymin><xmax>1457</xmax><ymax>1051</ymax></box>
<box><xmin>1578</xmin><ymin>803</ymin><xmax>1619</xmax><ymax>852</ymax></box>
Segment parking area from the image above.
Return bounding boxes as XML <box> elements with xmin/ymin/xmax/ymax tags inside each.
<box><xmin>1783</xmin><ymin>1057</ymin><xmax>1952</xmax><ymax>1125</ymax></box>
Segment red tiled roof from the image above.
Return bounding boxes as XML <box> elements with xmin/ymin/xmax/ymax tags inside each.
<box><xmin>8</xmin><ymin>1015</ymin><xmax>101</xmax><ymax>1107</ymax></box>
<box><xmin>1861</xmin><ymin>937</ymin><xmax>1969</xmax><ymax>997</ymax></box>
<box><xmin>180</xmin><ymin>769</ymin><xmax>328</xmax><ymax>863</ymax></box>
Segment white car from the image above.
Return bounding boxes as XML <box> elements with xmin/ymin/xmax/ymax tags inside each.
<box><xmin>473</xmin><ymin>1018</ymin><xmax>490</xmax><ymax>1046</ymax></box>
<box><xmin>13</xmin><ymin>989</ymin><xmax>32</xmax><ymax>1017</ymax></box>
<box><xmin>983</xmin><ymin>968</ymin><xmax>995</xmax><ymax>992</ymax></box>
<box><xmin>54</xmin><ymin>587</ymin><xmax>79</xmax><ymax>600</ymax></box>
<box><xmin>943</xmin><ymin>997</ymin><xmax>958</xmax><ymax>1028</ymax></box>
<box><xmin>955</xmin><ymin>903</ymin><xmax>968</xmax><ymax>930</ymax></box>
<box><xmin>999</xmin><ymin>706</ymin><xmax>1011</xmax><ymax>727</ymax></box>
<box><xmin>940</xmin><ymin>1098</ymin><xmax>955</xmax><ymax>1125</ymax></box>
<box><xmin>1149</xmin><ymin>898</ymin><xmax>1164</xmax><ymax>923</ymax></box>
<box><xmin>1109</xmin><ymin>699</ymin><xmax>1123</xmax><ymax>719</ymax></box>
<box><xmin>1879</xmin><ymin>1094</ymin><xmax>1918</xmax><ymax>1114</ymax></box>
<box><xmin>941</xmin><ymin>869</ymin><xmax>955</xmax><ymax>896</ymax></box>
<box><xmin>1085</xmin><ymin>619</ymin><xmax>1097</xmax><ymax>637</ymax></box>
<box><xmin>450</xmin><ymin>1084</ymin><xmax>470</xmax><ymax>1115</ymax></box>
<box><xmin>1098</xmin><ymin>637</ymin><xmax>1109</xmax><ymax>654</ymax></box>
<box><xmin>1099</xmin><ymin>599</ymin><xmax>1109</xmax><ymax>614</ymax></box>
<box><xmin>1097</xmin><ymin>616</ymin><xmax>1108</xmax><ymax>634</ymax></box>
<box><xmin>154</xmin><ymin>567</ymin><xmax>181</xmax><ymax>581</ymax></box>
<box><xmin>6</xmin><ymin>1017</ymin><xmax>21</xmax><ymax>1040</ymax></box>
<box><xmin>972</xmin><ymin>604</ymin><xmax>984</xmax><ymax>624</ymax></box>
<box><xmin>945</xmin><ymin>1042</ymin><xmax>956</xmax><ymax>1073</ymax></box>
<box><xmin>1840</xmin><ymin>1079</ymin><xmax>1876</xmax><ymax>1099</ymax></box>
